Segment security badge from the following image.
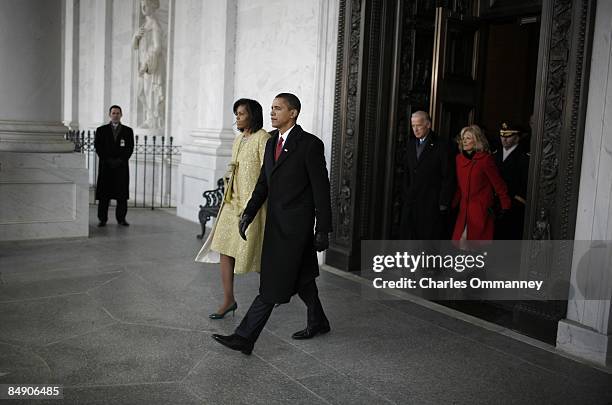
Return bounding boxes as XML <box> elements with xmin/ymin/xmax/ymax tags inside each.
<box><xmin>120</xmin><ymin>139</ymin><xmax>126</xmax><ymax>147</ymax></box>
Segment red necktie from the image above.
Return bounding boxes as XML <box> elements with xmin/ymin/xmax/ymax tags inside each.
<box><xmin>275</xmin><ymin>136</ymin><xmax>284</xmax><ymax>161</ymax></box>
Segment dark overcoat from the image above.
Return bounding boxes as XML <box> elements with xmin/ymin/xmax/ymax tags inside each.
<box><xmin>452</xmin><ymin>152</ymin><xmax>511</xmax><ymax>240</ymax></box>
<box><xmin>94</xmin><ymin>123</ymin><xmax>134</xmax><ymax>200</ymax></box>
<box><xmin>493</xmin><ymin>145</ymin><xmax>530</xmax><ymax>239</ymax></box>
<box><xmin>243</xmin><ymin>125</ymin><xmax>332</xmax><ymax>304</ymax></box>
<box><xmin>400</xmin><ymin>131</ymin><xmax>456</xmax><ymax>240</ymax></box>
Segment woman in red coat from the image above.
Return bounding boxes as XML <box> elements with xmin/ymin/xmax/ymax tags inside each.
<box><xmin>452</xmin><ymin>125</ymin><xmax>511</xmax><ymax>241</ymax></box>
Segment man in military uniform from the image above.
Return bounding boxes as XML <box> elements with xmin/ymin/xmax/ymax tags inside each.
<box><xmin>493</xmin><ymin>122</ymin><xmax>530</xmax><ymax>240</ymax></box>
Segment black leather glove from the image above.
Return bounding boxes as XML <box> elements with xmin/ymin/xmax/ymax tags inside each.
<box><xmin>238</xmin><ymin>213</ymin><xmax>254</xmax><ymax>241</ymax></box>
<box><xmin>313</xmin><ymin>232</ymin><xmax>329</xmax><ymax>252</ymax></box>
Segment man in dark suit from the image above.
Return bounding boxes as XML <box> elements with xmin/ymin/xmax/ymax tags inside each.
<box><xmin>493</xmin><ymin>122</ymin><xmax>530</xmax><ymax>240</ymax></box>
<box><xmin>400</xmin><ymin>111</ymin><xmax>455</xmax><ymax>240</ymax></box>
<box><xmin>212</xmin><ymin>93</ymin><xmax>332</xmax><ymax>355</ymax></box>
<box><xmin>94</xmin><ymin>105</ymin><xmax>135</xmax><ymax>227</ymax></box>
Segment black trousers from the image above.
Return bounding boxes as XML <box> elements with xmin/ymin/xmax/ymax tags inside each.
<box><xmin>235</xmin><ymin>279</ymin><xmax>328</xmax><ymax>343</ymax></box>
<box><xmin>98</xmin><ymin>198</ymin><xmax>127</xmax><ymax>222</ymax></box>
<box><xmin>400</xmin><ymin>203</ymin><xmax>450</xmax><ymax>240</ymax></box>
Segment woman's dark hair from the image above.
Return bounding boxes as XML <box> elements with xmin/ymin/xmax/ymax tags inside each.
<box><xmin>233</xmin><ymin>98</ymin><xmax>263</xmax><ymax>133</ymax></box>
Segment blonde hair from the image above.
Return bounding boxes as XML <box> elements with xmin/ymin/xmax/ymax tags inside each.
<box><xmin>458</xmin><ymin>125</ymin><xmax>489</xmax><ymax>152</ymax></box>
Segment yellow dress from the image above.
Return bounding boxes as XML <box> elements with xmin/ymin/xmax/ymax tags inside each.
<box><xmin>195</xmin><ymin>129</ymin><xmax>269</xmax><ymax>274</ymax></box>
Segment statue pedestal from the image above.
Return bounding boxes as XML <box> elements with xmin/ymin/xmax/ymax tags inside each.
<box><xmin>0</xmin><ymin>152</ymin><xmax>89</xmax><ymax>241</ymax></box>
<box><xmin>134</xmin><ymin>127</ymin><xmax>164</xmax><ymax>139</ymax></box>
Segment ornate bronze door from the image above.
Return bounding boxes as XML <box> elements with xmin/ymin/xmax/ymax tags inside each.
<box><xmin>327</xmin><ymin>0</ymin><xmax>595</xmax><ymax>342</ymax></box>
<box><xmin>429</xmin><ymin>1</ymin><xmax>482</xmax><ymax>139</ymax></box>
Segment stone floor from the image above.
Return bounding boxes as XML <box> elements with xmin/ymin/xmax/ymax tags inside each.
<box><xmin>0</xmin><ymin>206</ymin><xmax>611</xmax><ymax>404</ymax></box>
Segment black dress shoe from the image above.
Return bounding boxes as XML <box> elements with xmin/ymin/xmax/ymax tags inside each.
<box><xmin>97</xmin><ymin>221</ymin><xmax>106</xmax><ymax>227</ymax></box>
<box><xmin>118</xmin><ymin>220</ymin><xmax>130</xmax><ymax>226</ymax></box>
<box><xmin>211</xmin><ymin>333</ymin><xmax>253</xmax><ymax>355</ymax></box>
<box><xmin>291</xmin><ymin>324</ymin><xmax>331</xmax><ymax>340</ymax></box>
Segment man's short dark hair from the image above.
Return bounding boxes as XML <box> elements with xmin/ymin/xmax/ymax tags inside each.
<box><xmin>109</xmin><ymin>105</ymin><xmax>122</xmax><ymax>114</ymax></box>
<box><xmin>275</xmin><ymin>93</ymin><xmax>301</xmax><ymax>116</ymax></box>
<box><xmin>233</xmin><ymin>98</ymin><xmax>263</xmax><ymax>133</ymax></box>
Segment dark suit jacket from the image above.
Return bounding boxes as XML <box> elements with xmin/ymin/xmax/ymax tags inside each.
<box><xmin>244</xmin><ymin>124</ymin><xmax>332</xmax><ymax>303</ymax></box>
<box><xmin>400</xmin><ymin>131</ymin><xmax>456</xmax><ymax>240</ymax></box>
<box><xmin>94</xmin><ymin>123</ymin><xmax>134</xmax><ymax>200</ymax></box>
<box><xmin>493</xmin><ymin>145</ymin><xmax>529</xmax><ymax>202</ymax></box>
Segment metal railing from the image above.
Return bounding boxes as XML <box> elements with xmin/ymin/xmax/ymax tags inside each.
<box><xmin>65</xmin><ymin>130</ymin><xmax>181</xmax><ymax>209</ymax></box>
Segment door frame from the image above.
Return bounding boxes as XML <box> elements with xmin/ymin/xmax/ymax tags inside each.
<box><xmin>326</xmin><ymin>0</ymin><xmax>596</xmax><ymax>320</ymax></box>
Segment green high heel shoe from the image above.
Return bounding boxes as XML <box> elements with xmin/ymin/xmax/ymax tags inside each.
<box><xmin>209</xmin><ymin>302</ymin><xmax>238</xmax><ymax>319</ymax></box>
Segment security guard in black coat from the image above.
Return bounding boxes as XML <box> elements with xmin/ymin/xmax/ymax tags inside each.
<box><xmin>94</xmin><ymin>105</ymin><xmax>134</xmax><ymax>227</ymax></box>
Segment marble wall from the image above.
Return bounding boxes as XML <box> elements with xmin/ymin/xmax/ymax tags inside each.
<box><xmin>234</xmin><ymin>0</ymin><xmax>339</xmax><ymax>168</ymax></box>
<box><xmin>174</xmin><ymin>0</ymin><xmax>237</xmax><ymax>220</ymax></box>
<box><xmin>77</xmin><ymin>0</ymin><xmax>101</xmax><ymax>128</ymax></box>
<box><xmin>167</xmin><ymin>0</ymin><xmax>201</xmax><ymax>149</ymax></box>
<box><xmin>110</xmin><ymin>0</ymin><xmax>136</xmax><ymax>124</ymax></box>
<box><xmin>63</xmin><ymin>0</ymin><xmax>80</xmax><ymax>129</ymax></box>
<box><xmin>64</xmin><ymin>0</ymin><xmax>338</xmax><ymax>228</ymax></box>
<box><xmin>234</xmin><ymin>0</ymin><xmax>326</xmax><ymax>140</ymax></box>
<box><xmin>558</xmin><ymin>0</ymin><xmax>612</xmax><ymax>366</ymax></box>
<box><xmin>0</xmin><ymin>0</ymin><xmax>62</xmax><ymax>123</ymax></box>
<box><xmin>173</xmin><ymin>0</ymin><xmax>338</xmax><ymax>222</ymax></box>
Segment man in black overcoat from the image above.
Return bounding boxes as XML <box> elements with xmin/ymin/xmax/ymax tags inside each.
<box><xmin>212</xmin><ymin>93</ymin><xmax>332</xmax><ymax>355</ymax></box>
<box><xmin>400</xmin><ymin>111</ymin><xmax>456</xmax><ymax>240</ymax></box>
<box><xmin>493</xmin><ymin>123</ymin><xmax>530</xmax><ymax>240</ymax></box>
<box><xmin>94</xmin><ymin>105</ymin><xmax>134</xmax><ymax>227</ymax></box>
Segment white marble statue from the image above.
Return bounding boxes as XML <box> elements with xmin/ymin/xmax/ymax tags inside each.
<box><xmin>132</xmin><ymin>0</ymin><xmax>164</xmax><ymax>129</ymax></box>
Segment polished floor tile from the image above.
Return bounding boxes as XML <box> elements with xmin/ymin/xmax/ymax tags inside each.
<box><xmin>0</xmin><ymin>206</ymin><xmax>610</xmax><ymax>404</ymax></box>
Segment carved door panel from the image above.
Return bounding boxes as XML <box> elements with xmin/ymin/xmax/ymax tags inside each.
<box><xmin>389</xmin><ymin>0</ymin><xmax>437</xmax><ymax>238</ymax></box>
<box><xmin>429</xmin><ymin>2</ymin><xmax>482</xmax><ymax>142</ymax></box>
<box><xmin>329</xmin><ymin>0</ymin><xmax>595</xmax><ymax>345</ymax></box>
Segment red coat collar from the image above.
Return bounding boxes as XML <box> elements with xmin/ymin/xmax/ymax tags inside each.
<box><xmin>457</xmin><ymin>150</ymin><xmax>488</xmax><ymax>166</ymax></box>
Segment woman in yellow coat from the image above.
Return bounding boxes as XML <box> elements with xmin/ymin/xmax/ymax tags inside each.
<box><xmin>195</xmin><ymin>98</ymin><xmax>269</xmax><ymax>318</ymax></box>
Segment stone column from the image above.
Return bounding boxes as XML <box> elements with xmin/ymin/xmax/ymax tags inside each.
<box><xmin>176</xmin><ymin>0</ymin><xmax>237</xmax><ymax>222</ymax></box>
<box><xmin>0</xmin><ymin>0</ymin><xmax>88</xmax><ymax>241</ymax></box>
<box><xmin>63</xmin><ymin>0</ymin><xmax>80</xmax><ymax>130</ymax></box>
<box><xmin>556</xmin><ymin>0</ymin><xmax>612</xmax><ymax>366</ymax></box>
